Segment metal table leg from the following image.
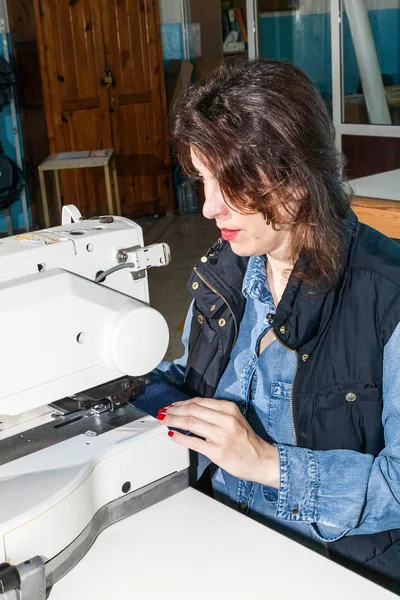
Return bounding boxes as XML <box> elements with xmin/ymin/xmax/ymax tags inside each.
<box><xmin>104</xmin><ymin>164</ymin><xmax>114</xmax><ymax>215</ymax></box>
<box><xmin>112</xmin><ymin>156</ymin><xmax>121</xmax><ymax>215</ymax></box>
<box><xmin>38</xmin><ymin>168</ymin><xmax>50</xmax><ymax>228</ymax></box>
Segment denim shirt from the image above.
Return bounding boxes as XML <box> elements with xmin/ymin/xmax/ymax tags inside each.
<box><xmin>157</xmin><ymin>256</ymin><xmax>400</xmax><ymax>546</ymax></box>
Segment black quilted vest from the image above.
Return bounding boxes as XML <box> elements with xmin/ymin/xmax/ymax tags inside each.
<box><xmin>184</xmin><ymin>211</ymin><xmax>400</xmax><ymax>592</ymax></box>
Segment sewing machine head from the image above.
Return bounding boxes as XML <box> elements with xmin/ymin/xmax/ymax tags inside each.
<box><xmin>0</xmin><ymin>205</ymin><xmax>170</xmax><ymax>420</ymax></box>
<box><xmin>0</xmin><ymin>207</ymin><xmax>190</xmax><ymax>600</ymax></box>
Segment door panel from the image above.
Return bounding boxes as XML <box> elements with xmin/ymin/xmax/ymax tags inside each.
<box><xmin>101</xmin><ymin>0</ymin><xmax>171</xmax><ymax>215</ymax></box>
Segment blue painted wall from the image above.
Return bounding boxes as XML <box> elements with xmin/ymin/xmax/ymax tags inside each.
<box><xmin>0</xmin><ymin>34</ymin><xmax>31</xmax><ymax>232</ymax></box>
<box><xmin>260</xmin><ymin>12</ymin><xmax>331</xmax><ymax>100</ymax></box>
<box><xmin>161</xmin><ymin>23</ymin><xmax>185</xmax><ymax>63</ymax></box>
<box><xmin>259</xmin><ymin>8</ymin><xmax>400</xmax><ymax>100</ymax></box>
<box><xmin>343</xmin><ymin>9</ymin><xmax>400</xmax><ymax>94</ymax></box>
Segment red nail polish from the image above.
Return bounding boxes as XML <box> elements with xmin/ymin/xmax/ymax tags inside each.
<box><xmin>168</xmin><ymin>431</ymin><xmax>175</xmax><ymax>437</ymax></box>
<box><xmin>157</xmin><ymin>413</ymin><xmax>166</xmax><ymax>421</ymax></box>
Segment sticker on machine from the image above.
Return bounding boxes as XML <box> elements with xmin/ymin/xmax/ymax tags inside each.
<box><xmin>14</xmin><ymin>233</ymin><xmax>58</xmax><ymax>245</ymax></box>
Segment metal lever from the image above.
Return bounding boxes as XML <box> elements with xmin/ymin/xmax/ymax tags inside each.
<box><xmin>116</xmin><ymin>243</ymin><xmax>171</xmax><ymax>280</ymax></box>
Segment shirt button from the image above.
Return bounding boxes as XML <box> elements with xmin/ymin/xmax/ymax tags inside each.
<box><xmin>192</xmin><ymin>281</ymin><xmax>199</xmax><ymax>290</ymax></box>
<box><xmin>266</xmin><ymin>312</ymin><xmax>274</xmax><ymax>324</ymax></box>
<box><xmin>292</xmin><ymin>507</ymin><xmax>299</xmax><ymax>516</ymax></box>
<box><xmin>240</xmin><ymin>501</ymin><xmax>247</xmax><ymax>510</ymax></box>
<box><xmin>345</xmin><ymin>392</ymin><xmax>357</xmax><ymax>402</ymax></box>
<box><xmin>218</xmin><ymin>318</ymin><xmax>226</xmax><ymax>327</ymax></box>
<box><xmin>200</xmin><ymin>256</ymin><xmax>207</xmax><ymax>263</ymax></box>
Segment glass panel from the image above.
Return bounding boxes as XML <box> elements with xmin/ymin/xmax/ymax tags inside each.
<box><xmin>341</xmin><ymin>0</ymin><xmax>400</xmax><ymax>125</ymax></box>
<box><xmin>257</xmin><ymin>0</ymin><xmax>332</xmax><ymax>115</ymax></box>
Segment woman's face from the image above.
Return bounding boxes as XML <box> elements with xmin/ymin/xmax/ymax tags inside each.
<box><xmin>191</xmin><ymin>150</ymin><xmax>291</xmax><ymax>259</ymax></box>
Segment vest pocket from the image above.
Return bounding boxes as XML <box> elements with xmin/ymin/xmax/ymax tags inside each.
<box><xmin>191</xmin><ymin>306</ymin><xmax>217</xmax><ymax>344</ymax></box>
<box><xmin>186</xmin><ymin>304</ymin><xmax>234</xmax><ymax>398</ymax></box>
<box><xmin>311</xmin><ymin>386</ymin><xmax>383</xmax><ymax>454</ymax></box>
<box><xmin>314</xmin><ymin>386</ymin><xmax>381</xmax><ymax>411</ymax></box>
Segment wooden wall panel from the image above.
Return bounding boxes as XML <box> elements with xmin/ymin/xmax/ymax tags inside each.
<box><xmin>103</xmin><ymin>0</ymin><xmax>172</xmax><ymax>216</ymax></box>
<box><xmin>343</xmin><ymin>135</ymin><xmax>400</xmax><ymax>180</ymax></box>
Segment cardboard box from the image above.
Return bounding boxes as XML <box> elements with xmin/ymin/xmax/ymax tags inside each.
<box><xmin>385</xmin><ymin>85</ymin><xmax>400</xmax><ymax>106</ymax></box>
<box><xmin>165</xmin><ymin>60</ymin><xmax>194</xmax><ymax>117</ymax></box>
<box><xmin>194</xmin><ymin>57</ymin><xmax>222</xmax><ymax>80</ymax></box>
<box><xmin>344</xmin><ymin>94</ymin><xmax>369</xmax><ymax>124</ymax></box>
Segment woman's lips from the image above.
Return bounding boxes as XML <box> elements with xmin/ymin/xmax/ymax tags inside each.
<box><xmin>220</xmin><ymin>228</ymin><xmax>240</xmax><ymax>241</ymax></box>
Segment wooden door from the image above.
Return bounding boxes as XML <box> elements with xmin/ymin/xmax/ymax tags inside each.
<box><xmin>101</xmin><ymin>0</ymin><xmax>171</xmax><ymax>216</ymax></box>
<box><xmin>34</xmin><ymin>0</ymin><xmax>171</xmax><ymax>221</ymax></box>
<box><xmin>34</xmin><ymin>0</ymin><xmax>113</xmax><ymax>218</ymax></box>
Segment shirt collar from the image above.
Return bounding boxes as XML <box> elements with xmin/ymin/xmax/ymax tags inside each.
<box><xmin>242</xmin><ymin>255</ymin><xmax>275</xmax><ymax>307</ymax></box>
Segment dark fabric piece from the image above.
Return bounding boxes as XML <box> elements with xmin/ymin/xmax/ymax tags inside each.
<box><xmin>0</xmin><ymin>153</ymin><xmax>25</xmax><ymax>209</ymax></box>
<box><xmin>0</xmin><ymin>57</ymin><xmax>15</xmax><ymax>108</ymax></box>
<box><xmin>131</xmin><ymin>373</ymin><xmax>190</xmax><ymax>417</ymax></box>
<box><xmin>183</xmin><ymin>210</ymin><xmax>400</xmax><ymax>585</ymax></box>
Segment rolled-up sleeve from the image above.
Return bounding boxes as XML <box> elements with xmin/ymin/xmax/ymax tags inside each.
<box><xmin>274</xmin><ymin>321</ymin><xmax>400</xmax><ymax>542</ymax></box>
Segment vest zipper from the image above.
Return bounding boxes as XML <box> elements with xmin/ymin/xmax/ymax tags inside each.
<box><xmin>270</xmin><ymin>328</ymin><xmax>298</xmax><ymax>445</ymax></box>
<box><xmin>271</xmin><ymin>328</ymin><xmax>329</xmax><ymax>557</ymax></box>
<box><xmin>193</xmin><ymin>266</ymin><xmax>239</xmax><ymax>346</ymax></box>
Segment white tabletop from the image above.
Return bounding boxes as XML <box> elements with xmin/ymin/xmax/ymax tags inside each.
<box><xmin>351</xmin><ymin>169</ymin><xmax>400</xmax><ymax>202</ymax></box>
<box><xmin>50</xmin><ymin>488</ymin><xmax>395</xmax><ymax>600</ymax></box>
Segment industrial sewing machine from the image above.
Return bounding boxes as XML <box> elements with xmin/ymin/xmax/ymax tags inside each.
<box><xmin>0</xmin><ymin>206</ymin><xmax>190</xmax><ymax>600</ymax></box>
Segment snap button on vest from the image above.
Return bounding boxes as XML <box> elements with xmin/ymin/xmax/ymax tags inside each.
<box><xmin>192</xmin><ymin>281</ymin><xmax>199</xmax><ymax>290</ymax></box>
<box><xmin>280</xmin><ymin>325</ymin><xmax>286</xmax><ymax>334</ymax></box>
<box><xmin>346</xmin><ymin>392</ymin><xmax>357</xmax><ymax>402</ymax></box>
<box><xmin>210</xmin><ymin>304</ymin><xmax>216</xmax><ymax>312</ymax></box>
<box><xmin>218</xmin><ymin>318</ymin><xmax>226</xmax><ymax>327</ymax></box>
<box><xmin>197</xmin><ymin>315</ymin><xmax>204</xmax><ymax>324</ymax></box>
<box><xmin>302</xmin><ymin>354</ymin><xmax>309</xmax><ymax>362</ymax></box>
<box><xmin>200</xmin><ymin>256</ymin><xmax>207</xmax><ymax>263</ymax></box>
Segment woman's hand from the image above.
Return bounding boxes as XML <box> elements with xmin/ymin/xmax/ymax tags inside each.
<box><xmin>158</xmin><ymin>397</ymin><xmax>280</xmax><ymax>488</ymax></box>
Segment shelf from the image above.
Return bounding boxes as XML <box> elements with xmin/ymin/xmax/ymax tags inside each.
<box><xmin>223</xmin><ymin>51</ymin><xmax>248</xmax><ymax>56</ymax></box>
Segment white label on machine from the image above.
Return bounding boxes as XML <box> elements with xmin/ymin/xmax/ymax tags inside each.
<box><xmin>14</xmin><ymin>234</ymin><xmax>59</xmax><ymax>245</ymax></box>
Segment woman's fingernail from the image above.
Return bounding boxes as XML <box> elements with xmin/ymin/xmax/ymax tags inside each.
<box><xmin>168</xmin><ymin>431</ymin><xmax>175</xmax><ymax>437</ymax></box>
<box><xmin>157</xmin><ymin>412</ymin><xmax>166</xmax><ymax>421</ymax></box>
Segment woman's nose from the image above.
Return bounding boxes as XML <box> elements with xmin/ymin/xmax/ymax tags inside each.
<box><xmin>202</xmin><ymin>188</ymin><xmax>229</xmax><ymax>220</ymax></box>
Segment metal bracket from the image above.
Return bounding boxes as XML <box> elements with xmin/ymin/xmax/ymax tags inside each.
<box><xmin>116</xmin><ymin>243</ymin><xmax>171</xmax><ymax>274</ymax></box>
<box><xmin>0</xmin><ymin>556</ymin><xmax>45</xmax><ymax>600</ymax></box>
<box><xmin>51</xmin><ymin>376</ymin><xmax>145</xmax><ymax>414</ymax></box>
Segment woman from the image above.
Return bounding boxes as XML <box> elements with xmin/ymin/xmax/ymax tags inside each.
<box><xmin>155</xmin><ymin>59</ymin><xmax>400</xmax><ymax>591</ymax></box>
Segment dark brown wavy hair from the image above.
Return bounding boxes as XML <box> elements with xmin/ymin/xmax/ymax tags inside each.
<box><xmin>170</xmin><ymin>59</ymin><xmax>351</xmax><ymax>285</ymax></box>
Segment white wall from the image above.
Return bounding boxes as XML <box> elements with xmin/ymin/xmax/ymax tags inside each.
<box><xmin>159</xmin><ymin>0</ymin><xmax>182</xmax><ymax>24</ymax></box>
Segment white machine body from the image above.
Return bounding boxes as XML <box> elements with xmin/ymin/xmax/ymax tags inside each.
<box><xmin>0</xmin><ymin>207</ymin><xmax>190</xmax><ymax>598</ymax></box>
<box><xmin>0</xmin><ymin>415</ymin><xmax>189</xmax><ymax>565</ymax></box>
<box><xmin>0</xmin><ymin>209</ymin><xmax>169</xmax><ymax>417</ymax></box>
